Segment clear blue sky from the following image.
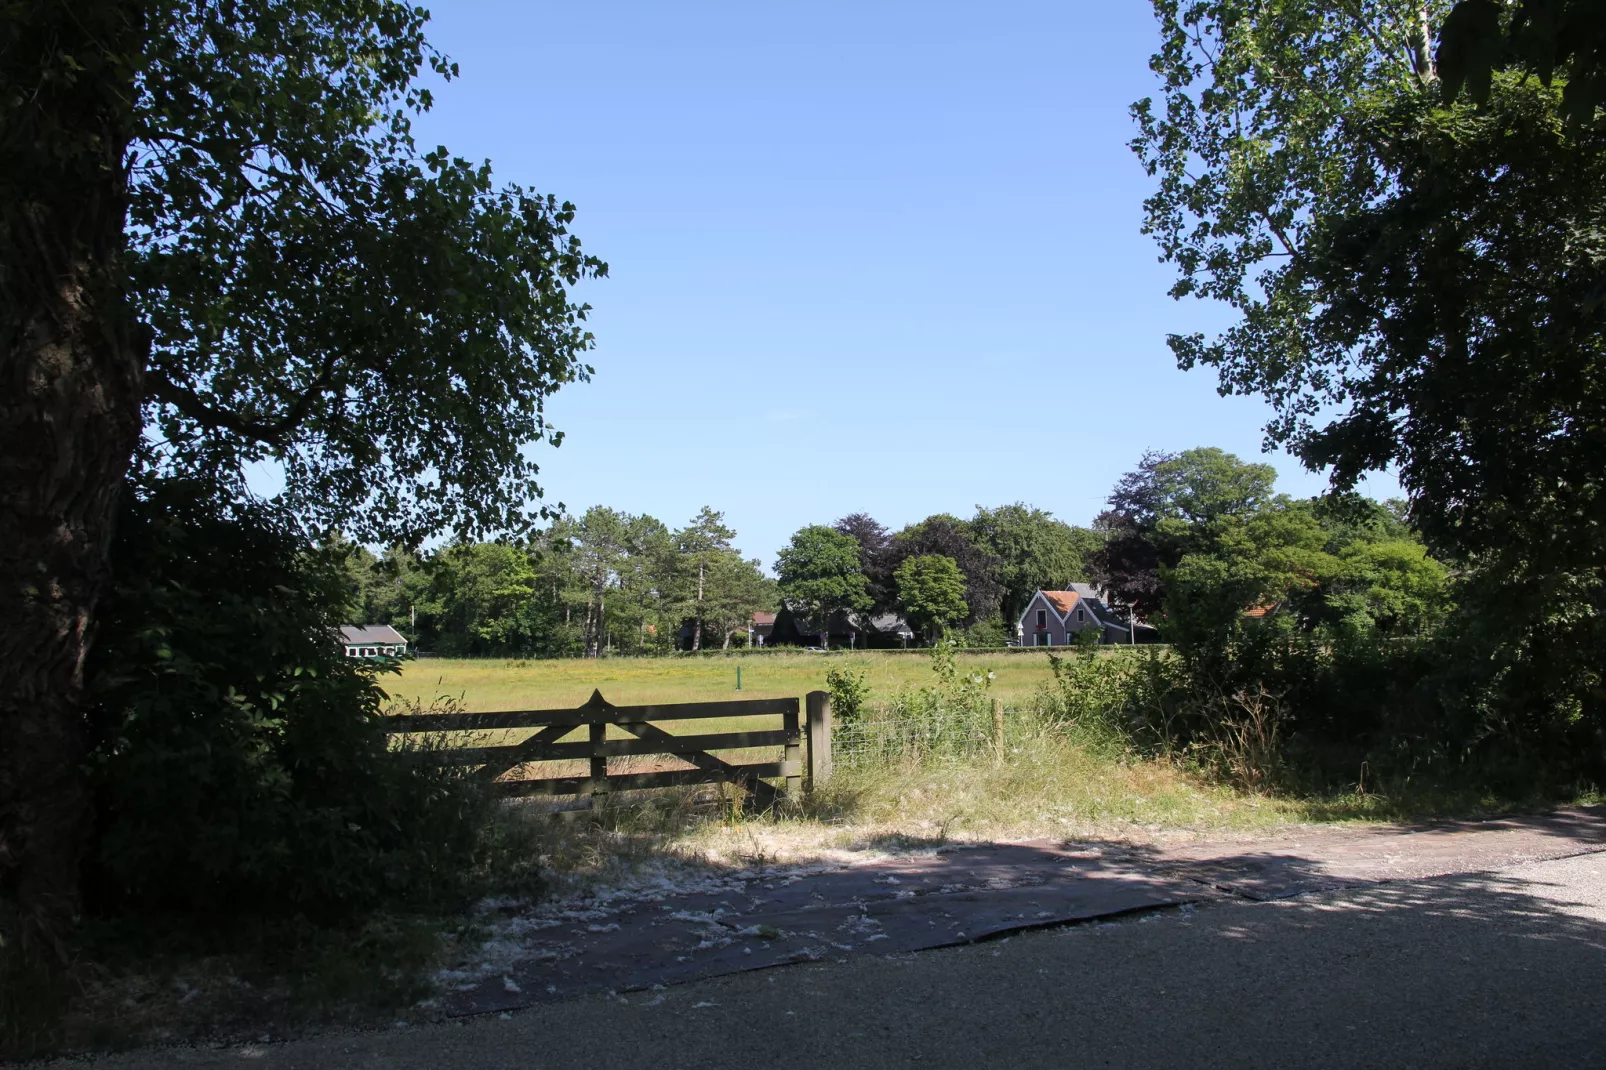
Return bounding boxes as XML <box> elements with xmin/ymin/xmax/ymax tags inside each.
<box><xmin>402</xmin><ymin>0</ymin><xmax>1395</xmax><ymax>567</ymax></box>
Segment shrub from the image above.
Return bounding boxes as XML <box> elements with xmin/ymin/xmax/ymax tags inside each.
<box><xmin>824</xmin><ymin>665</ymin><xmax>870</xmax><ymax>722</ymax></box>
<box><xmin>82</xmin><ymin>478</ymin><xmax>495</xmax><ymax>925</ymax></box>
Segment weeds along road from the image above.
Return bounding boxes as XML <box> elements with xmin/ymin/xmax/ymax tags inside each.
<box><xmin>80</xmin><ymin>851</ymin><xmax>1606</xmax><ymax>1070</ymax></box>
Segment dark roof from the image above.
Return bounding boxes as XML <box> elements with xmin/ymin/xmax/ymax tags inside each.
<box><xmin>340</xmin><ymin>624</ymin><xmax>408</xmax><ymax>646</ymax></box>
<box><xmin>868</xmin><ymin>613</ymin><xmax>914</xmax><ymax>637</ymax></box>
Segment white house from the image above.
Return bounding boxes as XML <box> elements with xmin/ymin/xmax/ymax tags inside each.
<box><xmin>1017</xmin><ymin>584</ymin><xmax>1132</xmax><ymax>646</ymax></box>
<box><xmin>340</xmin><ymin>624</ymin><xmax>409</xmax><ymax>659</ymax></box>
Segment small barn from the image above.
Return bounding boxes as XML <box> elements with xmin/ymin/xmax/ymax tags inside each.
<box><xmin>340</xmin><ymin>624</ymin><xmax>409</xmax><ymax>659</ymax></box>
<box><xmin>749</xmin><ymin>611</ymin><xmax>776</xmax><ymax>647</ymax></box>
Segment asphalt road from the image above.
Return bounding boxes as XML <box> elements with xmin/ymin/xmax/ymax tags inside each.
<box><xmin>76</xmin><ymin>850</ymin><xmax>1606</xmax><ymax>1070</ymax></box>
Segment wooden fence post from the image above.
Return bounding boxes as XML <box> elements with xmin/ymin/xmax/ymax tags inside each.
<box><xmin>806</xmin><ymin>690</ymin><xmax>832</xmax><ymax>789</ymax></box>
<box><xmin>783</xmin><ymin>702</ymin><xmax>803</xmax><ymax>802</ymax></box>
<box><xmin>992</xmin><ymin>697</ymin><xmax>1005</xmax><ymax>758</ymax></box>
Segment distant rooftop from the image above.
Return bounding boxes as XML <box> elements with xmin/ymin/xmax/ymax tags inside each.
<box><xmin>340</xmin><ymin>624</ymin><xmax>408</xmax><ymax>646</ymax></box>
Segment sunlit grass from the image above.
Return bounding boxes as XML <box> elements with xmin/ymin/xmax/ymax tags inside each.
<box><xmin>384</xmin><ymin>651</ymin><xmax>1058</xmax><ymax>713</ymax></box>
<box><xmin>382</xmin><ymin>653</ymin><xmax>1555</xmax><ymax>885</ymax></box>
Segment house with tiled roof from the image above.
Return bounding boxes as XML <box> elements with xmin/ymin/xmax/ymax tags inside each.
<box><xmin>1016</xmin><ymin>585</ymin><xmax>1135</xmax><ymax>646</ymax></box>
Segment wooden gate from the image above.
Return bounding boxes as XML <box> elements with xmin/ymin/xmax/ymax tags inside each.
<box><xmin>386</xmin><ymin>689</ymin><xmax>832</xmax><ymax>811</ymax></box>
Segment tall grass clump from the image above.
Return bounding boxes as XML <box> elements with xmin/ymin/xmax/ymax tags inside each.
<box><xmin>834</xmin><ymin>638</ymin><xmax>1000</xmax><ymax>766</ymax></box>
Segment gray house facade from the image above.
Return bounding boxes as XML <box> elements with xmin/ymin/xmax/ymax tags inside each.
<box><xmin>1017</xmin><ymin>585</ymin><xmax>1132</xmax><ymax>646</ymax></box>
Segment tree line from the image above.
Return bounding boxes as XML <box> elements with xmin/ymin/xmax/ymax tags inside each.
<box><xmin>345</xmin><ymin>502</ymin><xmax>1105</xmax><ymax>655</ymax></box>
<box><xmin>348</xmin><ymin>507</ymin><xmax>773</xmax><ymax>656</ymax></box>
<box><xmin>353</xmin><ymin>458</ymin><xmax>1446</xmax><ymax>657</ymax></box>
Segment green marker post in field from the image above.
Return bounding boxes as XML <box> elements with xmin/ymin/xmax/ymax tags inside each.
<box><xmin>736</xmin><ymin>666</ymin><xmax>742</xmax><ymax>690</ymax></box>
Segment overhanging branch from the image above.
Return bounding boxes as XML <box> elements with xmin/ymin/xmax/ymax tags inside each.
<box><xmin>146</xmin><ymin>349</ymin><xmax>343</xmax><ymax>447</ymax></box>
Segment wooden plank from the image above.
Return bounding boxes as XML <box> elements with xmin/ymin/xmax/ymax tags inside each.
<box><xmin>496</xmin><ymin>761</ymin><xmax>797</xmax><ymax>798</ymax></box>
<box><xmin>599</xmin><ymin>728</ymin><xmax>791</xmax><ymax>755</ymax></box>
<box><xmin>476</xmin><ymin>722</ymin><xmax>577</xmax><ymax>782</ymax></box>
<box><xmin>615</xmin><ymin>720</ymin><xmax>780</xmax><ymax>809</ymax></box>
<box><xmin>427</xmin><ymin>729</ymin><xmax>792</xmax><ymax>769</ymax></box>
<box><xmin>383</xmin><ymin>696</ymin><xmax>800</xmax><ymax>733</ymax></box>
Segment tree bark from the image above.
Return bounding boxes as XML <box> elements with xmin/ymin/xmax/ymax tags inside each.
<box><xmin>0</xmin><ymin>2</ymin><xmax>145</xmax><ymax>954</ymax></box>
<box><xmin>692</xmin><ymin>560</ymin><xmax>704</xmax><ymax>652</ymax></box>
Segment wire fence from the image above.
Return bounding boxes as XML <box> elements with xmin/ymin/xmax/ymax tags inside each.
<box><xmin>831</xmin><ymin>701</ymin><xmax>1003</xmax><ymax>767</ymax></box>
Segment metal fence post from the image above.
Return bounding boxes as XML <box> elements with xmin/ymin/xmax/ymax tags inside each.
<box><xmin>806</xmin><ymin>690</ymin><xmax>832</xmax><ymax>789</ymax></box>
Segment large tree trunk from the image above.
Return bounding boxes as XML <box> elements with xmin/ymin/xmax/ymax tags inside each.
<box><xmin>0</xmin><ymin>3</ymin><xmax>144</xmax><ymax>953</ymax></box>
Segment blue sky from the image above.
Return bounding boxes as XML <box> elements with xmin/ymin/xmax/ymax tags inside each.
<box><xmin>403</xmin><ymin>1</ymin><xmax>1395</xmax><ymax>567</ymax></box>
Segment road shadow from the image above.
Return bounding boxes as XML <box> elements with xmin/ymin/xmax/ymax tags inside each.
<box><xmin>438</xmin><ymin>806</ymin><xmax>1606</xmax><ymax>1017</ymax></box>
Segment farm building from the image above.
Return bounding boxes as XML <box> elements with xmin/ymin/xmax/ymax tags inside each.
<box><xmin>1016</xmin><ymin>585</ymin><xmax>1147</xmax><ymax>646</ymax></box>
<box><xmin>340</xmin><ymin>624</ymin><xmax>409</xmax><ymax>659</ymax></box>
<box><xmin>673</xmin><ymin>611</ymin><xmax>778</xmax><ymax>650</ymax></box>
<box><xmin>768</xmin><ymin>608</ymin><xmax>915</xmax><ymax>649</ymax></box>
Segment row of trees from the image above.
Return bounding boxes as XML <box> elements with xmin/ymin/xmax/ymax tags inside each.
<box><xmin>774</xmin><ymin>507</ymin><xmax>1103</xmax><ymax>643</ymax></box>
<box><xmin>346</xmin><ymin>502</ymin><xmax>1104</xmax><ymax>654</ymax></box>
<box><xmin>767</xmin><ymin>452</ymin><xmax>1450</xmax><ymax>647</ymax></box>
<box><xmin>375</xmin><ymin>463</ymin><xmax>1443</xmax><ymax>658</ymax></box>
<box><xmin>349</xmin><ymin>507</ymin><xmax>773</xmax><ymax>656</ymax></box>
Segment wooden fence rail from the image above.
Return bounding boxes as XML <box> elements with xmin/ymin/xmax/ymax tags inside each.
<box><xmin>385</xmin><ymin>688</ymin><xmax>832</xmax><ymax>812</ymax></box>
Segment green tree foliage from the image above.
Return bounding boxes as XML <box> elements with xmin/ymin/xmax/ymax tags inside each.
<box><xmin>3</xmin><ymin>0</ymin><xmax>602</xmax><ymax>944</ymax></box>
<box><xmin>85</xmin><ymin>479</ymin><xmax>489</xmax><ymax>921</ymax></box>
<box><xmin>776</xmin><ymin>526</ymin><xmax>872</xmax><ymax>631</ymax></box>
<box><xmin>833</xmin><ymin>513</ymin><xmax>896</xmax><ymax>611</ymax></box>
<box><xmin>968</xmin><ymin>503</ymin><xmax>1100</xmax><ymax>623</ymax></box>
<box><xmin>696</xmin><ymin>553</ymin><xmax>778</xmax><ymax>649</ymax></box>
<box><xmin>893</xmin><ymin>555</ymin><xmax>970</xmax><ymax>641</ymax></box>
<box><xmin>415</xmin><ymin>542</ymin><xmax>549</xmax><ymax>656</ymax></box>
<box><xmin>340</xmin><ymin>505</ymin><xmax>773</xmax><ymax>657</ymax></box>
<box><xmin>1095</xmin><ymin>448</ymin><xmax>1278</xmax><ymax>619</ymax></box>
<box><xmin>131</xmin><ymin>1</ymin><xmax>606</xmax><ymax>542</ymax></box>
<box><xmin>1133</xmin><ymin>0</ymin><xmax>1605</xmax><ymax>757</ymax></box>
<box><xmin>886</xmin><ymin>516</ymin><xmax>1003</xmax><ymax>625</ymax></box>
<box><xmin>672</xmin><ymin>507</ymin><xmax>737</xmax><ymax>652</ymax></box>
<box><xmin>1438</xmin><ymin>0</ymin><xmax>1606</xmax><ymax>123</ymax></box>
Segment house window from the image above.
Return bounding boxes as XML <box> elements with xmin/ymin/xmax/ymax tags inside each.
<box><xmin>1036</xmin><ymin>609</ymin><xmax>1047</xmax><ymax>629</ymax></box>
<box><xmin>1077</xmin><ymin>609</ymin><xmax>1085</xmax><ymax>623</ymax></box>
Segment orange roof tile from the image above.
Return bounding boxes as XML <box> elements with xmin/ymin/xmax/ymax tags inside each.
<box><xmin>1041</xmin><ymin>590</ymin><xmax>1080</xmax><ymax>616</ymax></box>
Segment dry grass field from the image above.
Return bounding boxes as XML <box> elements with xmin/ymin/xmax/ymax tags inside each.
<box><xmin>384</xmin><ymin>650</ymin><xmax>1056</xmax><ymax>713</ymax></box>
